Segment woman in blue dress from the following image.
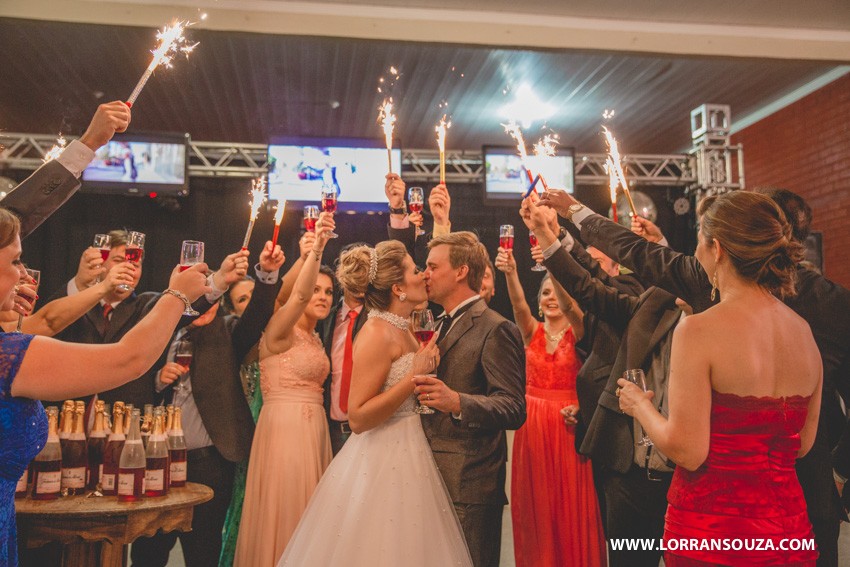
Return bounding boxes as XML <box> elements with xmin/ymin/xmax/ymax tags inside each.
<box><xmin>0</xmin><ymin>208</ymin><xmax>211</xmax><ymax>565</ymax></box>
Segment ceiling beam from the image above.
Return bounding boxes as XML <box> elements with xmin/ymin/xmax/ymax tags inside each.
<box><xmin>3</xmin><ymin>0</ymin><xmax>849</xmax><ymax>62</ymax></box>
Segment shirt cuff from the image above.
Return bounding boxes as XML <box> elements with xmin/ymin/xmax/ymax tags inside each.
<box><xmin>542</xmin><ymin>240</ymin><xmax>561</xmax><ymax>260</ymax></box>
<box><xmin>433</xmin><ymin>222</ymin><xmax>451</xmax><ymax>238</ymax></box>
<box><xmin>55</xmin><ymin>140</ymin><xmax>95</xmax><ymax>178</ymax></box>
<box><xmin>658</xmin><ymin>236</ymin><xmax>669</xmax><ymax>248</ymax></box>
<box><xmin>155</xmin><ymin>376</ymin><xmax>168</xmax><ymax>393</ymax></box>
<box><xmin>452</xmin><ymin>411</ymin><xmax>462</xmax><ymax>420</ymax></box>
<box><xmin>205</xmin><ymin>273</ymin><xmax>227</xmax><ymax>302</ymax></box>
<box><xmin>570</xmin><ymin>206</ymin><xmax>595</xmax><ymax>229</ymax></box>
<box><xmin>67</xmin><ymin>278</ymin><xmax>80</xmax><ymax>297</ymax></box>
<box><xmin>389</xmin><ymin>215</ymin><xmax>410</xmax><ymax>229</ymax></box>
<box><xmin>254</xmin><ymin>263</ymin><xmax>280</xmax><ymax>285</ymax></box>
<box><xmin>834</xmin><ymin>468</ymin><xmax>848</xmax><ymax>485</ymax></box>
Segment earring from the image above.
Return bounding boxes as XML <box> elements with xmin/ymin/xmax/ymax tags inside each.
<box><xmin>538</xmin><ymin>306</ymin><xmax>543</xmax><ymax>318</ymax></box>
<box><xmin>710</xmin><ymin>271</ymin><xmax>718</xmax><ymax>302</ymax></box>
<box><xmin>399</xmin><ymin>292</ymin><xmax>407</xmax><ymax>302</ymax></box>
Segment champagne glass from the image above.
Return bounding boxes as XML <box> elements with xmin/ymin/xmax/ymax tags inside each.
<box><xmin>14</xmin><ymin>268</ymin><xmax>40</xmax><ymax>333</ymax></box>
<box><xmin>93</xmin><ymin>234</ymin><xmax>111</xmax><ymax>284</ymax></box>
<box><xmin>529</xmin><ymin>230</ymin><xmax>546</xmax><ymax>271</ymax></box>
<box><xmin>413</xmin><ymin>373</ymin><xmax>437</xmax><ymax>415</ymax></box>
<box><xmin>408</xmin><ymin>187</ymin><xmax>425</xmax><ymax>236</ymax></box>
<box><xmin>499</xmin><ymin>224</ymin><xmax>514</xmax><ymax>250</ymax></box>
<box><xmin>320</xmin><ymin>186</ymin><xmax>339</xmax><ymax>239</ymax></box>
<box><xmin>303</xmin><ymin>206</ymin><xmax>319</xmax><ymax>232</ymax></box>
<box><xmin>172</xmin><ymin>340</ymin><xmax>193</xmax><ymax>399</ymax></box>
<box><xmin>624</xmin><ymin>369</ymin><xmax>653</xmax><ymax>446</ymax></box>
<box><xmin>118</xmin><ymin>231</ymin><xmax>145</xmax><ymax>292</ymax></box>
<box><xmin>179</xmin><ymin>241</ymin><xmax>204</xmax><ymax>316</ymax></box>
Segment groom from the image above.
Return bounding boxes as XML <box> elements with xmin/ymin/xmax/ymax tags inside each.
<box><xmin>415</xmin><ymin>231</ymin><xmax>526</xmax><ymax>567</ymax></box>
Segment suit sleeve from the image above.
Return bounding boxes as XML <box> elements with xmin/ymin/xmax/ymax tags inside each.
<box><xmin>388</xmin><ymin>224</ymin><xmax>417</xmax><ymax>256</ymax></box>
<box><xmin>544</xmin><ymin>245</ymin><xmax>638</xmax><ymax>331</ymax></box>
<box><xmin>230</xmin><ymin>279</ymin><xmax>281</xmax><ymax>363</ymax></box>
<box><xmin>457</xmin><ymin>320</ymin><xmax>526</xmax><ymax>431</ymax></box>
<box><xmin>2</xmin><ymin>161</ymin><xmax>81</xmax><ymax>238</ymax></box>
<box><xmin>580</xmin><ymin>213</ymin><xmax>714</xmax><ymax>313</ymax></box>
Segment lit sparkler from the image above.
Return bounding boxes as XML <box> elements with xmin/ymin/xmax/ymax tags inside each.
<box><xmin>602</xmin><ymin>126</ymin><xmax>638</xmax><ymax>218</ymax></box>
<box><xmin>502</xmin><ymin>120</ymin><xmax>534</xmax><ymax>186</ymax></box>
<box><xmin>435</xmin><ymin>115</ymin><xmax>450</xmax><ymax>185</ymax></box>
<box><xmin>532</xmin><ymin>133</ymin><xmax>559</xmax><ymax>191</ymax></box>
<box><xmin>379</xmin><ymin>99</ymin><xmax>396</xmax><ymax>174</ymax></box>
<box><xmin>242</xmin><ymin>178</ymin><xmax>267</xmax><ymax>250</ymax></box>
<box><xmin>126</xmin><ymin>20</ymin><xmax>198</xmax><ymax>107</ymax></box>
<box><xmin>604</xmin><ymin>158</ymin><xmax>619</xmax><ymax>224</ymax></box>
<box><xmin>271</xmin><ymin>200</ymin><xmax>286</xmax><ymax>248</ymax></box>
<box><xmin>42</xmin><ymin>135</ymin><xmax>67</xmax><ymax>163</ymax></box>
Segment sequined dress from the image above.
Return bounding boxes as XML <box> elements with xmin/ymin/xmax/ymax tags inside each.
<box><xmin>277</xmin><ymin>349</ymin><xmax>473</xmax><ymax>566</ymax></box>
<box><xmin>234</xmin><ymin>327</ymin><xmax>332</xmax><ymax>567</ymax></box>
<box><xmin>0</xmin><ymin>334</ymin><xmax>41</xmax><ymax>567</ymax></box>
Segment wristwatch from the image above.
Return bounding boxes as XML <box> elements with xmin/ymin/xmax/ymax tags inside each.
<box><xmin>389</xmin><ymin>204</ymin><xmax>407</xmax><ymax>215</ymax></box>
<box><xmin>565</xmin><ymin>203</ymin><xmax>585</xmax><ymax>220</ymax></box>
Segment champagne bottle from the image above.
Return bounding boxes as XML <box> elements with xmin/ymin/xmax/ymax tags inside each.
<box><xmin>118</xmin><ymin>408</ymin><xmax>145</xmax><ymax>502</ymax></box>
<box><xmin>60</xmin><ymin>401</ymin><xmax>87</xmax><ymax>495</ymax></box>
<box><xmin>168</xmin><ymin>407</ymin><xmax>188</xmax><ymax>488</ymax></box>
<box><xmin>123</xmin><ymin>403</ymin><xmax>134</xmax><ymax>433</ymax></box>
<box><xmin>165</xmin><ymin>404</ymin><xmax>175</xmax><ymax>433</ymax></box>
<box><xmin>87</xmin><ymin>400</ymin><xmax>107</xmax><ymax>490</ymax></box>
<box><xmin>101</xmin><ymin>401</ymin><xmax>126</xmax><ymax>496</ymax></box>
<box><xmin>31</xmin><ymin>406</ymin><xmax>62</xmax><ymax>500</ymax></box>
<box><xmin>141</xmin><ymin>404</ymin><xmax>153</xmax><ymax>448</ymax></box>
<box><xmin>145</xmin><ymin>412</ymin><xmax>169</xmax><ymax>496</ymax></box>
<box><xmin>58</xmin><ymin>400</ymin><xmax>73</xmax><ymax>452</ymax></box>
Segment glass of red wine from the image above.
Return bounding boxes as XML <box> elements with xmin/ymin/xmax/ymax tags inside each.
<box><xmin>93</xmin><ymin>234</ymin><xmax>111</xmax><ymax>284</ymax></box>
<box><xmin>173</xmin><ymin>339</ymin><xmax>193</xmax><ymax>398</ymax></box>
<box><xmin>408</xmin><ymin>187</ymin><xmax>425</xmax><ymax>236</ymax></box>
<box><xmin>320</xmin><ymin>186</ymin><xmax>339</xmax><ymax>239</ymax></box>
<box><xmin>179</xmin><ymin>241</ymin><xmax>204</xmax><ymax>316</ymax></box>
<box><xmin>499</xmin><ymin>224</ymin><xmax>515</xmax><ymax>250</ymax></box>
<box><xmin>14</xmin><ymin>268</ymin><xmax>40</xmax><ymax>333</ymax></box>
<box><xmin>411</xmin><ymin>309</ymin><xmax>436</xmax><ymax>415</ymax></box>
<box><xmin>119</xmin><ymin>231</ymin><xmax>145</xmax><ymax>292</ymax></box>
<box><xmin>303</xmin><ymin>206</ymin><xmax>319</xmax><ymax>232</ymax></box>
<box><xmin>529</xmin><ymin>230</ymin><xmax>546</xmax><ymax>272</ymax></box>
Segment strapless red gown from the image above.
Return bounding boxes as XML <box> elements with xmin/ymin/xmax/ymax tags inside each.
<box><xmin>664</xmin><ymin>391</ymin><xmax>818</xmax><ymax>566</ymax></box>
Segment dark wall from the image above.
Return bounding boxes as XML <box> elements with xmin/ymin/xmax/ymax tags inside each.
<box><xmin>17</xmin><ymin>174</ymin><xmax>692</xmax><ymax>321</ymax></box>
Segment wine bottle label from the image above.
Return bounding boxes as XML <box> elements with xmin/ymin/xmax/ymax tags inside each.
<box><xmin>61</xmin><ymin>467</ymin><xmax>86</xmax><ymax>489</ymax></box>
<box><xmin>118</xmin><ymin>473</ymin><xmax>141</xmax><ymax>496</ymax></box>
<box><xmin>101</xmin><ymin>473</ymin><xmax>116</xmax><ymax>491</ymax></box>
<box><xmin>170</xmin><ymin>461</ymin><xmax>187</xmax><ymax>482</ymax></box>
<box><xmin>35</xmin><ymin>471</ymin><xmax>61</xmax><ymax>494</ymax></box>
<box><xmin>145</xmin><ymin>469</ymin><xmax>164</xmax><ymax>491</ymax></box>
<box><xmin>16</xmin><ymin>470</ymin><xmax>27</xmax><ymax>492</ymax></box>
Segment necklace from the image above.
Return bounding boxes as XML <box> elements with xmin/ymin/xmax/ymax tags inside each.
<box><xmin>368</xmin><ymin>310</ymin><xmax>410</xmax><ymax>330</ymax></box>
<box><xmin>544</xmin><ymin>323</ymin><xmax>567</xmax><ymax>343</ymax></box>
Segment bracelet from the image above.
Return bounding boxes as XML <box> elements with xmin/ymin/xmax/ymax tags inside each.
<box><xmin>162</xmin><ymin>288</ymin><xmax>192</xmax><ymax>311</ymax></box>
<box><xmin>311</xmin><ymin>248</ymin><xmax>323</xmax><ymax>262</ymax></box>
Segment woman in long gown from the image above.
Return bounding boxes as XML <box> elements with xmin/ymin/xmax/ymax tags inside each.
<box><xmin>234</xmin><ymin>213</ymin><xmax>336</xmax><ymax>567</ymax></box>
<box><xmin>495</xmin><ymin>244</ymin><xmax>607</xmax><ymax>567</ymax></box>
<box><xmin>618</xmin><ymin>191</ymin><xmax>821</xmax><ymax>566</ymax></box>
<box><xmin>277</xmin><ymin>240</ymin><xmax>472</xmax><ymax>567</ymax></box>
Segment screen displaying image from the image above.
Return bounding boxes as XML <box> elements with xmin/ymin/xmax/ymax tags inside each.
<box><xmin>484</xmin><ymin>147</ymin><xmax>574</xmax><ymax>199</ymax></box>
<box><xmin>83</xmin><ymin>141</ymin><xmax>186</xmax><ymax>185</ymax></box>
<box><xmin>268</xmin><ymin>144</ymin><xmax>402</xmax><ymax>206</ymax></box>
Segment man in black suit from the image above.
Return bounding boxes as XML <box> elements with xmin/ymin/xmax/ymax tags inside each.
<box><xmin>130</xmin><ymin>242</ymin><xmax>285</xmax><ymax>567</ymax></box>
<box><xmin>539</xmin><ymin>187</ymin><xmax>850</xmax><ymax>567</ymax></box>
<box><xmin>3</xmin><ymin>101</ymin><xmax>130</xmax><ymax>237</ymax></box>
<box><xmin>414</xmin><ymin>231</ymin><xmax>526</xmax><ymax>567</ymax></box>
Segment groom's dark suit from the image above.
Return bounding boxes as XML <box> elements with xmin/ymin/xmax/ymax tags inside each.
<box><xmin>422</xmin><ymin>298</ymin><xmax>525</xmax><ymax>567</ymax></box>
<box><xmin>3</xmin><ymin>160</ymin><xmax>81</xmax><ymax>238</ymax></box>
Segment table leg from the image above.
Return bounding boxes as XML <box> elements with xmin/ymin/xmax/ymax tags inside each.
<box><xmin>61</xmin><ymin>541</ymin><xmax>99</xmax><ymax>566</ymax></box>
<box><xmin>100</xmin><ymin>541</ymin><xmax>128</xmax><ymax>567</ymax></box>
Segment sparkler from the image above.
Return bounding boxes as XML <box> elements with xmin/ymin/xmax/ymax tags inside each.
<box><xmin>435</xmin><ymin>115</ymin><xmax>450</xmax><ymax>185</ymax></box>
<box><xmin>42</xmin><ymin>135</ymin><xmax>67</xmax><ymax>163</ymax></box>
<box><xmin>242</xmin><ymin>178</ymin><xmax>267</xmax><ymax>250</ymax></box>
<box><xmin>502</xmin><ymin>120</ymin><xmax>535</xmax><ymax>191</ymax></box>
<box><xmin>379</xmin><ymin>99</ymin><xmax>396</xmax><ymax>174</ymax></box>
<box><xmin>532</xmin><ymin>133</ymin><xmax>559</xmax><ymax>192</ymax></box>
<box><xmin>126</xmin><ymin>20</ymin><xmax>198</xmax><ymax>107</ymax></box>
<box><xmin>604</xmin><ymin>158</ymin><xmax>619</xmax><ymax>224</ymax></box>
<box><xmin>271</xmin><ymin>200</ymin><xmax>286</xmax><ymax>248</ymax></box>
<box><xmin>602</xmin><ymin>126</ymin><xmax>638</xmax><ymax>218</ymax></box>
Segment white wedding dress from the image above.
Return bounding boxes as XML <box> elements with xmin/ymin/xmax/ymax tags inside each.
<box><xmin>277</xmin><ymin>351</ymin><xmax>473</xmax><ymax>567</ymax></box>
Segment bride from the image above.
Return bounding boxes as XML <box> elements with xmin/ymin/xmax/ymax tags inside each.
<box><xmin>277</xmin><ymin>240</ymin><xmax>473</xmax><ymax>566</ymax></box>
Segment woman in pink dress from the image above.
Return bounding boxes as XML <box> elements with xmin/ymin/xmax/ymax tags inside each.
<box><xmin>496</xmin><ymin>242</ymin><xmax>607</xmax><ymax>567</ymax></box>
<box><xmin>619</xmin><ymin>191</ymin><xmax>820</xmax><ymax>566</ymax></box>
<box><xmin>235</xmin><ymin>213</ymin><xmax>336</xmax><ymax>567</ymax></box>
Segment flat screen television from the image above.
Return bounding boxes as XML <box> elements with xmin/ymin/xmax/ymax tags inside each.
<box><xmin>267</xmin><ymin>138</ymin><xmax>402</xmax><ymax>212</ymax></box>
<box><xmin>82</xmin><ymin>132</ymin><xmax>189</xmax><ymax>197</ymax></box>
<box><xmin>483</xmin><ymin>145</ymin><xmax>575</xmax><ymax>203</ymax></box>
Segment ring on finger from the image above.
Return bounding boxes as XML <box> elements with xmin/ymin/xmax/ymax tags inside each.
<box><xmin>426</xmin><ymin>393</ymin><xmax>431</xmax><ymax>401</ymax></box>
<box><xmin>615</xmin><ymin>387</ymin><xmax>622</xmax><ymax>397</ymax></box>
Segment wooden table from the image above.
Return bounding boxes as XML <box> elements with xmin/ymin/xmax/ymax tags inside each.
<box><xmin>16</xmin><ymin>483</ymin><xmax>213</xmax><ymax>567</ymax></box>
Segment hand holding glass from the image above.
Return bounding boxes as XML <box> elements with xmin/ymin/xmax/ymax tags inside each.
<box><xmin>118</xmin><ymin>231</ymin><xmax>145</xmax><ymax>292</ymax></box>
<box><xmin>179</xmin><ymin>241</ymin><xmax>204</xmax><ymax>315</ymax></box>
<box><xmin>14</xmin><ymin>268</ymin><xmax>40</xmax><ymax>333</ymax></box>
<box><xmin>624</xmin><ymin>368</ymin><xmax>653</xmax><ymax>446</ymax></box>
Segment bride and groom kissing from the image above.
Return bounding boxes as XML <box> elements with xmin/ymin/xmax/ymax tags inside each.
<box><xmin>279</xmin><ymin>231</ymin><xmax>526</xmax><ymax>567</ymax></box>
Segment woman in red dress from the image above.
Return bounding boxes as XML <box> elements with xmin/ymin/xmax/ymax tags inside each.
<box><xmin>496</xmin><ymin>242</ymin><xmax>607</xmax><ymax>567</ymax></box>
<box><xmin>618</xmin><ymin>191</ymin><xmax>821</xmax><ymax>566</ymax></box>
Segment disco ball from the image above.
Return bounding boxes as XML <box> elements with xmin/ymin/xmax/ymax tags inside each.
<box><xmin>610</xmin><ymin>190</ymin><xmax>657</xmax><ymax>226</ymax></box>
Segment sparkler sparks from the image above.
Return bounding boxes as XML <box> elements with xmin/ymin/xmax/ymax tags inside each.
<box><xmin>126</xmin><ymin>19</ymin><xmax>198</xmax><ymax>107</ymax></box>
<box><xmin>42</xmin><ymin>135</ymin><xmax>67</xmax><ymax>163</ymax></box>
<box><xmin>242</xmin><ymin>178</ymin><xmax>267</xmax><ymax>249</ymax></box>
<box><xmin>436</xmin><ymin>114</ymin><xmax>451</xmax><ymax>185</ymax></box>
<box><xmin>602</xmin><ymin>126</ymin><xmax>637</xmax><ymax>218</ymax></box>
<box><xmin>379</xmin><ymin>99</ymin><xmax>396</xmax><ymax>174</ymax></box>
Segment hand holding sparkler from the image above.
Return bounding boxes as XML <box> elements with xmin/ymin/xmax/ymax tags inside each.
<box><xmin>429</xmin><ymin>184</ymin><xmax>451</xmax><ymax>227</ymax></box>
<box><xmin>271</xmin><ymin>201</ymin><xmax>286</xmax><ymax>248</ymax></box>
<box><xmin>602</xmin><ymin>126</ymin><xmax>638</xmax><ymax>218</ymax></box>
<box><xmin>259</xmin><ymin>240</ymin><xmax>286</xmax><ymax>273</ymax></box>
<box><xmin>126</xmin><ymin>19</ymin><xmax>198</xmax><ymax>107</ymax></box>
<box><xmin>78</xmin><ymin>102</ymin><xmax>132</xmax><ymax>151</ymax></box>
<box><xmin>379</xmin><ymin>99</ymin><xmax>396</xmax><ymax>174</ymax></box>
<box><xmin>242</xmin><ymin>178</ymin><xmax>267</xmax><ymax>250</ymax></box>
<box><xmin>384</xmin><ymin>174</ymin><xmax>406</xmax><ymax>211</ymax></box>
<box><xmin>537</xmin><ymin>188</ymin><xmax>583</xmax><ymax>221</ymax></box>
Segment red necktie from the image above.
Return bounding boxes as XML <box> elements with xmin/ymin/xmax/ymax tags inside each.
<box><xmin>102</xmin><ymin>303</ymin><xmax>113</xmax><ymax>336</ymax></box>
<box><xmin>338</xmin><ymin>310</ymin><xmax>358</xmax><ymax>414</ymax></box>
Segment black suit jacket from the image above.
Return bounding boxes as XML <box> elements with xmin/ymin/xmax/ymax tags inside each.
<box><xmin>3</xmin><ymin>160</ymin><xmax>80</xmax><ymax>238</ymax></box>
<box><xmin>544</xmin><ymin>245</ymin><xmax>680</xmax><ymax>472</ymax></box>
<box><xmin>579</xmin><ymin>212</ymin><xmax>850</xmax><ymax>520</ymax></box>
<box><xmin>154</xmin><ymin>278</ymin><xmax>280</xmax><ymax>462</ymax></box>
<box><xmin>318</xmin><ymin>298</ymin><xmax>368</xmax><ymax>421</ymax></box>
<box><xmin>422</xmin><ymin>299</ymin><xmax>526</xmax><ymax>505</ymax></box>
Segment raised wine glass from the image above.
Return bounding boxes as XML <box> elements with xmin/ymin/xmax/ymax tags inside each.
<box><xmin>624</xmin><ymin>369</ymin><xmax>653</xmax><ymax>446</ymax></box>
<box><xmin>93</xmin><ymin>234</ymin><xmax>111</xmax><ymax>284</ymax></box>
<box><xmin>172</xmin><ymin>340</ymin><xmax>193</xmax><ymax>399</ymax></box>
<box><xmin>303</xmin><ymin>206</ymin><xmax>319</xmax><ymax>232</ymax></box>
<box><xmin>179</xmin><ymin>241</ymin><xmax>204</xmax><ymax>316</ymax></box>
<box><xmin>118</xmin><ymin>231</ymin><xmax>145</xmax><ymax>292</ymax></box>
<box><xmin>529</xmin><ymin>230</ymin><xmax>546</xmax><ymax>272</ymax></box>
<box><xmin>14</xmin><ymin>268</ymin><xmax>40</xmax><ymax>333</ymax></box>
<box><xmin>320</xmin><ymin>186</ymin><xmax>339</xmax><ymax>239</ymax></box>
<box><xmin>408</xmin><ymin>187</ymin><xmax>425</xmax><ymax>236</ymax></box>
<box><xmin>499</xmin><ymin>224</ymin><xmax>514</xmax><ymax>250</ymax></box>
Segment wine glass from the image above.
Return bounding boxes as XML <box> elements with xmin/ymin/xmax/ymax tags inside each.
<box><xmin>413</xmin><ymin>372</ymin><xmax>437</xmax><ymax>415</ymax></box>
<box><xmin>93</xmin><ymin>234</ymin><xmax>111</xmax><ymax>284</ymax></box>
<box><xmin>303</xmin><ymin>206</ymin><xmax>319</xmax><ymax>232</ymax></box>
<box><xmin>320</xmin><ymin>186</ymin><xmax>339</xmax><ymax>239</ymax></box>
<box><xmin>118</xmin><ymin>231</ymin><xmax>145</xmax><ymax>292</ymax></box>
<box><xmin>408</xmin><ymin>187</ymin><xmax>425</xmax><ymax>236</ymax></box>
<box><xmin>172</xmin><ymin>340</ymin><xmax>193</xmax><ymax>399</ymax></box>
<box><xmin>179</xmin><ymin>241</ymin><xmax>204</xmax><ymax>316</ymax></box>
<box><xmin>412</xmin><ymin>309</ymin><xmax>435</xmax><ymax>344</ymax></box>
<box><xmin>499</xmin><ymin>224</ymin><xmax>514</xmax><ymax>250</ymax></box>
<box><xmin>529</xmin><ymin>230</ymin><xmax>546</xmax><ymax>272</ymax></box>
<box><xmin>14</xmin><ymin>268</ymin><xmax>40</xmax><ymax>333</ymax></box>
<box><xmin>624</xmin><ymin>369</ymin><xmax>653</xmax><ymax>446</ymax></box>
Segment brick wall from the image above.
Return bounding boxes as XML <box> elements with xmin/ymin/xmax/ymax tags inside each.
<box><xmin>731</xmin><ymin>73</ymin><xmax>850</xmax><ymax>287</ymax></box>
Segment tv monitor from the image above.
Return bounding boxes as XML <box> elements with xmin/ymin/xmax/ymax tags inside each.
<box><xmin>82</xmin><ymin>132</ymin><xmax>189</xmax><ymax>197</ymax></box>
<box><xmin>267</xmin><ymin>138</ymin><xmax>402</xmax><ymax>212</ymax></box>
<box><xmin>483</xmin><ymin>145</ymin><xmax>574</xmax><ymax>203</ymax></box>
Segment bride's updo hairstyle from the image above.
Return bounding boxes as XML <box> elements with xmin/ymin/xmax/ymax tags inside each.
<box><xmin>336</xmin><ymin>240</ymin><xmax>408</xmax><ymax>311</ymax></box>
<box><xmin>699</xmin><ymin>191</ymin><xmax>803</xmax><ymax>298</ymax></box>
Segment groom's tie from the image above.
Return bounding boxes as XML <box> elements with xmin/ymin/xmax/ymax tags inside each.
<box><xmin>436</xmin><ymin>300</ymin><xmax>478</xmax><ymax>346</ymax></box>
